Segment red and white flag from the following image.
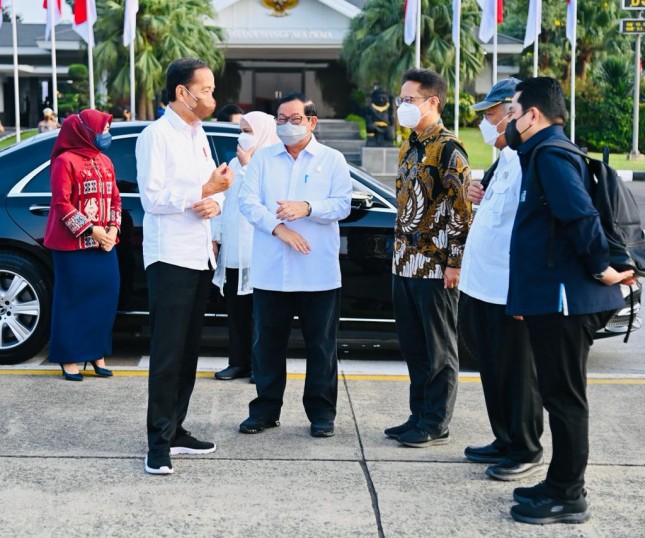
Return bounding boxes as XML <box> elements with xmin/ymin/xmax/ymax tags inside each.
<box><xmin>566</xmin><ymin>0</ymin><xmax>576</xmax><ymax>45</ymax></box>
<box><xmin>403</xmin><ymin>0</ymin><xmax>418</xmax><ymax>46</ymax></box>
<box><xmin>523</xmin><ymin>0</ymin><xmax>542</xmax><ymax>48</ymax></box>
<box><xmin>477</xmin><ymin>0</ymin><xmax>503</xmax><ymax>44</ymax></box>
<box><xmin>44</xmin><ymin>0</ymin><xmax>62</xmax><ymax>41</ymax></box>
<box><xmin>73</xmin><ymin>0</ymin><xmax>97</xmax><ymax>46</ymax></box>
<box><xmin>123</xmin><ymin>0</ymin><xmax>139</xmax><ymax>46</ymax></box>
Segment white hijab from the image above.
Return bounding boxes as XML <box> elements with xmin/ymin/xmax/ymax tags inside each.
<box><xmin>212</xmin><ymin>111</ymin><xmax>279</xmax><ymax>295</ymax></box>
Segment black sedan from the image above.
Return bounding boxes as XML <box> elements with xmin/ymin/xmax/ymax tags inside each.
<box><xmin>0</xmin><ymin>121</ymin><xmax>397</xmax><ymax>364</ymax></box>
<box><xmin>0</xmin><ymin>121</ymin><xmax>639</xmax><ymax>365</ymax></box>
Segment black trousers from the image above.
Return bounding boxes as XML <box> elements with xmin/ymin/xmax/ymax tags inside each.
<box><xmin>146</xmin><ymin>262</ymin><xmax>213</xmax><ymax>455</ymax></box>
<box><xmin>392</xmin><ymin>275</ymin><xmax>459</xmax><ymax>436</ymax></box>
<box><xmin>466</xmin><ymin>294</ymin><xmax>543</xmax><ymax>463</ymax></box>
<box><xmin>249</xmin><ymin>288</ymin><xmax>341</xmax><ymax>424</ymax></box>
<box><xmin>223</xmin><ymin>268</ymin><xmax>253</xmax><ymax>369</ymax></box>
<box><xmin>524</xmin><ymin>311</ymin><xmax>612</xmax><ymax>499</ymax></box>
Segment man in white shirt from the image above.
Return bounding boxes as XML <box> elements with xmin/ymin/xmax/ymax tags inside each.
<box><xmin>459</xmin><ymin>78</ymin><xmax>544</xmax><ymax>480</ymax></box>
<box><xmin>238</xmin><ymin>93</ymin><xmax>352</xmax><ymax>438</ymax></box>
<box><xmin>136</xmin><ymin>58</ymin><xmax>233</xmax><ymax>475</ymax></box>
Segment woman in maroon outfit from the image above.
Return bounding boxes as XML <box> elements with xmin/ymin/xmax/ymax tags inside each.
<box><xmin>44</xmin><ymin>109</ymin><xmax>121</xmax><ymax>381</ymax></box>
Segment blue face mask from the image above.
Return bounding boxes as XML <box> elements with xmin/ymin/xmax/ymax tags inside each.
<box><xmin>94</xmin><ymin>132</ymin><xmax>112</xmax><ymax>151</ymax></box>
<box><xmin>79</xmin><ymin>115</ymin><xmax>112</xmax><ymax>151</ymax></box>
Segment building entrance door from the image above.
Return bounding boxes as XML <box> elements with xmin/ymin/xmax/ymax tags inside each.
<box><xmin>253</xmin><ymin>70</ymin><xmax>304</xmax><ymax>114</ymax></box>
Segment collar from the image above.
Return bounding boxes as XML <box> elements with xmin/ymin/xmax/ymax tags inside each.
<box><xmin>499</xmin><ymin>145</ymin><xmax>517</xmax><ymax>164</ymax></box>
<box><xmin>410</xmin><ymin>119</ymin><xmax>443</xmax><ymax>144</ymax></box>
<box><xmin>271</xmin><ymin>133</ymin><xmax>321</xmax><ymax>157</ymax></box>
<box><xmin>517</xmin><ymin>124</ymin><xmax>565</xmax><ymax>156</ymax></box>
<box><xmin>165</xmin><ymin>104</ymin><xmax>202</xmax><ymax>134</ymax></box>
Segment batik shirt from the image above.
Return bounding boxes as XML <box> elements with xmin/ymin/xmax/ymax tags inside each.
<box><xmin>393</xmin><ymin>120</ymin><xmax>472</xmax><ymax>279</ymax></box>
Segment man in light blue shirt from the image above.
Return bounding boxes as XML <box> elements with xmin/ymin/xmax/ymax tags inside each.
<box><xmin>238</xmin><ymin>93</ymin><xmax>352</xmax><ymax>438</ymax></box>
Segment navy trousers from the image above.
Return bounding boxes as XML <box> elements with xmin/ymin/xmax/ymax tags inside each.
<box><xmin>392</xmin><ymin>275</ymin><xmax>459</xmax><ymax>436</ymax></box>
<box><xmin>249</xmin><ymin>288</ymin><xmax>341</xmax><ymax>425</ymax></box>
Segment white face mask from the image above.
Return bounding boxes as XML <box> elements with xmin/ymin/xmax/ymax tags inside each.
<box><xmin>479</xmin><ymin>114</ymin><xmax>510</xmax><ymax>146</ymax></box>
<box><xmin>238</xmin><ymin>133</ymin><xmax>257</xmax><ymax>152</ymax></box>
<box><xmin>276</xmin><ymin>122</ymin><xmax>309</xmax><ymax>146</ymax></box>
<box><xmin>396</xmin><ymin>102</ymin><xmax>427</xmax><ymax>129</ymax></box>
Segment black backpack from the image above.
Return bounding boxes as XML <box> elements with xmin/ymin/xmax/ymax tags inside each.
<box><xmin>529</xmin><ymin>140</ymin><xmax>645</xmax><ymax>277</ymax></box>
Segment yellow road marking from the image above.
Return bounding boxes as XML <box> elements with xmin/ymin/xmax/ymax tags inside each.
<box><xmin>1</xmin><ymin>370</ymin><xmax>644</xmax><ymax>384</ymax></box>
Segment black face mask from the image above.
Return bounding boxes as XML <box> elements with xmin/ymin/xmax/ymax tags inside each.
<box><xmin>504</xmin><ymin>111</ymin><xmax>531</xmax><ymax>150</ymax></box>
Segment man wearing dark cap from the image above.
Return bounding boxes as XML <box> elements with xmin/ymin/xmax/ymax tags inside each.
<box><xmin>459</xmin><ymin>78</ymin><xmax>545</xmax><ymax>481</ymax></box>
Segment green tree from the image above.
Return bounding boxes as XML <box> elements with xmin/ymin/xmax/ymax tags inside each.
<box><xmin>341</xmin><ymin>0</ymin><xmax>484</xmax><ymax>95</ymax></box>
<box><xmin>93</xmin><ymin>0</ymin><xmax>226</xmax><ymax>119</ymax></box>
<box><xmin>501</xmin><ymin>0</ymin><xmax>632</xmax><ymax>81</ymax></box>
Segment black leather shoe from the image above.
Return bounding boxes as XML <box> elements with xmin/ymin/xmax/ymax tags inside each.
<box><xmin>464</xmin><ymin>443</ymin><xmax>506</xmax><ymax>463</ymax></box>
<box><xmin>310</xmin><ymin>423</ymin><xmax>335</xmax><ymax>438</ymax></box>
<box><xmin>239</xmin><ymin>416</ymin><xmax>280</xmax><ymax>434</ymax></box>
<box><xmin>486</xmin><ymin>459</ymin><xmax>545</xmax><ymax>481</ymax></box>
<box><xmin>215</xmin><ymin>366</ymin><xmax>251</xmax><ymax>380</ymax></box>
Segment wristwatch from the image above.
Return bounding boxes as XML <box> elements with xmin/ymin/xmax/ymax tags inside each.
<box><xmin>592</xmin><ymin>270</ymin><xmax>607</xmax><ymax>281</ymax></box>
<box><xmin>305</xmin><ymin>201</ymin><xmax>312</xmax><ymax>217</ymax></box>
<box><xmin>85</xmin><ymin>225</ymin><xmax>94</xmax><ymax>237</ymax></box>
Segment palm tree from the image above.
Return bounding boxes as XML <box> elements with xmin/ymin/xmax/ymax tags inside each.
<box><xmin>341</xmin><ymin>0</ymin><xmax>484</xmax><ymax>95</ymax></box>
<box><xmin>93</xmin><ymin>0</ymin><xmax>226</xmax><ymax>119</ymax></box>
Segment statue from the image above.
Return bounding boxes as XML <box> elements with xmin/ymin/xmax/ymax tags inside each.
<box><xmin>365</xmin><ymin>87</ymin><xmax>394</xmax><ymax>147</ymax></box>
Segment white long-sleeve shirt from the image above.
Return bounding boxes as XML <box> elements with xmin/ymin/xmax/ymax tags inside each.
<box><xmin>459</xmin><ymin>146</ymin><xmax>522</xmax><ymax>305</ymax></box>
<box><xmin>211</xmin><ymin>158</ymin><xmax>254</xmax><ymax>295</ymax></box>
<box><xmin>239</xmin><ymin>135</ymin><xmax>352</xmax><ymax>292</ymax></box>
<box><xmin>136</xmin><ymin>105</ymin><xmax>225</xmax><ymax>270</ymax></box>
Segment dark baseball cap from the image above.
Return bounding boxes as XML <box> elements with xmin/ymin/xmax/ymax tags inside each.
<box><xmin>471</xmin><ymin>78</ymin><xmax>521</xmax><ymax>111</ymax></box>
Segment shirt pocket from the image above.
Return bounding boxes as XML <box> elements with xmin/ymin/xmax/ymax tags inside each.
<box><xmin>485</xmin><ymin>179</ymin><xmax>510</xmax><ymax>217</ymax></box>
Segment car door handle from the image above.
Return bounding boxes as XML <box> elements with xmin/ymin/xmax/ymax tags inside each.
<box><xmin>29</xmin><ymin>204</ymin><xmax>51</xmax><ymax>214</ymax></box>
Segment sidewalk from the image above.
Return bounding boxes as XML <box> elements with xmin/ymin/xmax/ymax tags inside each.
<box><xmin>0</xmin><ymin>366</ymin><xmax>643</xmax><ymax>537</ymax></box>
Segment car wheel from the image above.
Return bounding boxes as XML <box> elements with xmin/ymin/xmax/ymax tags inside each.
<box><xmin>0</xmin><ymin>252</ymin><xmax>52</xmax><ymax>365</ymax></box>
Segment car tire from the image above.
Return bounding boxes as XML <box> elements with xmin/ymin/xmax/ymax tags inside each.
<box><xmin>0</xmin><ymin>252</ymin><xmax>52</xmax><ymax>365</ymax></box>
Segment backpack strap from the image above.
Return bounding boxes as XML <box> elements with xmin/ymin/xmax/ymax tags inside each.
<box><xmin>527</xmin><ymin>139</ymin><xmax>591</xmax><ymax>268</ymax></box>
<box><xmin>480</xmin><ymin>158</ymin><xmax>500</xmax><ymax>191</ymax></box>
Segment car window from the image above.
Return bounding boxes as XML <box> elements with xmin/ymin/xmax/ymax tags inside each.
<box><xmin>104</xmin><ymin>137</ymin><xmax>138</xmax><ymax>193</ymax></box>
<box><xmin>22</xmin><ymin>166</ymin><xmax>51</xmax><ymax>193</ymax></box>
<box><xmin>211</xmin><ymin>134</ymin><xmax>238</xmax><ymax>165</ymax></box>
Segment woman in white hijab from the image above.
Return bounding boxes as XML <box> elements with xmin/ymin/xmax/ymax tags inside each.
<box><xmin>212</xmin><ymin>111</ymin><xmax>279</xmax><ymax>382</ymax></box>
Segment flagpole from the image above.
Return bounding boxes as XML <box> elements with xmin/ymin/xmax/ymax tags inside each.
<box><xmin>11</xmin><ymin>0</ymin><xmax>20</xmax><ymax>142</ymax></box>
<box><xmin>88</xmin><ymin>41</ymin><xmax>95</xmax><ymax>109</ymax></box>
<box><xmin>49</xmin><ymin>7</ymin><xmax>59</xmax><ymax>115</ymax></box>
<box><xmin>454</xmin><ymin>0</ymin><xmax>461</xmax><ymax>137</ymax></box>
<box><xmin>532</xmin><ymin>0</ymin><xmax>539</xmax><ymax>76</ymax></box>
<box><xmin>415</xmin><ymin>0</ymin><xmax>421</xmax><ymax>68</ymax></box>
<box><xmin>130</xmin><ymin>41</ymin><xmax>136</xmax><ymax>119</ymax></box>
<box><xmin>492</xmin><ymin>0</ymin><xmax>498</xmax><ymax>162</ymax></box>
<box><xmin>570</xmin><ymin>2</ymin><xmax>577</xmax><ymax>143</ymax></box>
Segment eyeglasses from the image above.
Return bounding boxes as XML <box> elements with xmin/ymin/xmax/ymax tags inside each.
<box><xmin>395</xmin><ymin>95</ymin><xmax>436</xmax><ymax>107</ymax></box>
<box><xmin>275</xmin><ymin>114</ymin><xmax>311</xmax><ymax>125</ymax></box>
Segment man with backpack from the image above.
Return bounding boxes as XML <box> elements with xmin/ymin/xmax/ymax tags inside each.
<box><xmin>504</xmin><ymin>77</ymin><xmax>634</xmax><ymax>525</ymax></box>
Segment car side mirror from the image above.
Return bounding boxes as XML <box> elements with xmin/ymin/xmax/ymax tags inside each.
<box><xmin>351</xmin><ymin>191</ymin><xmax>374</xmax><ymax>210</ymax></box>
